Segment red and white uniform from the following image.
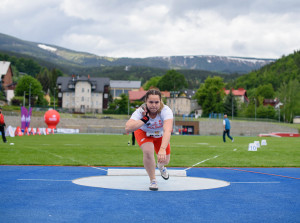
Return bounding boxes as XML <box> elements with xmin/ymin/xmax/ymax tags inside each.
<box><xmin>130</xmin><ymin>105</ymin><xmax>173</xmax><ymax>155</ymax></box>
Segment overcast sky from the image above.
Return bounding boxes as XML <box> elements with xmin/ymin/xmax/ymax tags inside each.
<box><xmin>1</xmin><ymin>0</ymin><xmax>299</xmax><ymax>58</ymax></box>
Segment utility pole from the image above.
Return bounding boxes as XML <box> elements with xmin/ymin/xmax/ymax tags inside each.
<box><xmin>231</xmin><ymin>96</ymin><xmax>233</xmax><ymax>120</ymax></box>
<box><xmin>23</xmin><ymin>91</ymin><xmax>26</xmax><ymax>107</ymax></box>
<box><xmin>127</xmin><ymin>95</ymin><xmax>129</xmax><ymax>117</ymax></box>
<box><xmin>29</xmin><ymin>83</ymin><xmax>31</xmax><ymax>108</ymax></box>
<box><xmin>254</xmin><ymin>98</ymin><xmax>256</xmax><ymax>121</ymax></box>
<box><xmin>54</xmin><ymin>87</ymin><xmax>56</xmax><ymax>110</ymax></box>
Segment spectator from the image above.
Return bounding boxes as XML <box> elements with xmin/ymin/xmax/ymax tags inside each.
<box><xmin>0</xmin><ymin>108</ymin><xmax>7</xmax><ymax>143</ymax></box>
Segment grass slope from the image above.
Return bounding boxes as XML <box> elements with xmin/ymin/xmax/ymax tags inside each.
<box><xmin>0</xmin><ymin>134</ymin><xmax>299</xmax><ymax>167</ymax></box>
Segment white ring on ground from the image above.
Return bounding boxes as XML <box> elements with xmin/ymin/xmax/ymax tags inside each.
<box><xmin>73</xmin><ymin>176</ymin><xmax>230</xmax><ymax>191</ymax></box>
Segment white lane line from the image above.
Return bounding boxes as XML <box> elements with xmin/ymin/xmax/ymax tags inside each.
<box><xmin>17</xmin><ymin>179</ymin><xmax>71</xmax><ymax>181</ymax></box>
<box><xmin>231</xmin><ymin>182</ymin><xmax>280</xmax><ymax>184</ymax></box>
<box><xmin>91</xmin><ymin>167</ymin><xmax>108</xmax><ymax>172</ymax></box>
<box><xmin>184</xmin><ymin>155</ymin><xmax>219</xmax><ymax>171</ymax></box>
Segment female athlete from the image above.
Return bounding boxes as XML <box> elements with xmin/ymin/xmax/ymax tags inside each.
<box><xmin>125</xmin><ymin>89</ymin><xmax>173</xmax><ymax>191</ymax></box>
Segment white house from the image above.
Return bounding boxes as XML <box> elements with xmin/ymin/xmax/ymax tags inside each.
<box><xmin>56</xmin><ymin>75</ymin><xmax>110</xmax><ymax>113</ymax></box>
<box><xmin>167</xmin><ymin>89</ymin><xmax>201</xmax><ymax>116</ymax></box>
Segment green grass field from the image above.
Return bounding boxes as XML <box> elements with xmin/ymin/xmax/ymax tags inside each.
<box><xmin>0</xmin><ymin>134</ymin><xmax>299</xmax><ymax>167</ymax></box>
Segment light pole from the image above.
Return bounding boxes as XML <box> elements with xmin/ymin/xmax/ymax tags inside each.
<box><xmin>23</xmin><ymin>91</ymin><xmax>26</xmax><ymax>107</ymax></box>
<box><xmin>254</xmin><ymin>98</ymin><xmax>256</xmax><ymax>121</ymax></box>
<box><xmin>54</xmin><ymin>87</ymin><xmax>56</xmax><ymax>110</ymax></box>
<box><xmin>231</xmin><ymin>96</ymin><xmax>233</xmax><ymax>120</ymax></box>
<box><xmin>29</xmin><ymin>83</ymin><xmax>31</xmax><ymax>108</ymax></box>
<box><xmin>127</xmin><ymin>94</ymin><xmax>130</xmax><ymax>117</ymax></box>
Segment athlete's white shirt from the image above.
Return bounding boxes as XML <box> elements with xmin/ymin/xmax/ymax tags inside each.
<box><xmin>130</xmin><ymin>105</ymin><xmax>173</xmax><ymax>133</ymax></box>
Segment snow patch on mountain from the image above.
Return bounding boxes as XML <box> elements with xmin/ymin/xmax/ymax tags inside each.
<box><xmin>38</xmin><ymin>44</ymin><xmax>57</xmax><ymax>52</ymax></box>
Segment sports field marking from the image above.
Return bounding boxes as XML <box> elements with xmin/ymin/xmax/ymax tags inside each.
<box><xmin>91</xmin><ymin>167</ymin><xmax>108</xmax><ymax>172</ymax></box>
<box><xmin>173</xmin><ymin>145</ymin><xmax>202</xmax><ymax>148</ymax></box>
<box><xmin>223</xmin><ymin>168</ymin><xmax>300</xmax><ymax>180</ymax></box>
<box><xmin>231</xmin><ymin>182</ymin><xmax>280</xmax><ymax>184</ymax></box>
<box><xmin>23</xmin><ymin>145</ymin><xmax>82</xmax><ymax>164</ymax></box>
<box><xmin>184</xmin><ymin>155</ymin><xmax>219</xmax><ymax>171</ymax></box>
<box><xmin>107</xmin><ymin>168</ymin><xmax>186</xmax><ymax>176</ymax></box>
<box><xmin>17</xmin><ymin>179</ymin><xmax>71</xmax><ymax>182</ymax></box>
<box><xmin>73</xmin><ymin>175</ymin><xmax>230</xmax><ymax>191</ymax></box>
<box><xmin>195</xmin><ymin>143</ymin><xmax>209</xmax><ymax>145</ymax></box>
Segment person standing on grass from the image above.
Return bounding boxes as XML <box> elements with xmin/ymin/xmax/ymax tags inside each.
<box><xmin>223</xmin><ymin>114</ymin><xmax>233</xmax><ymax>142</ymax></box>
<box><xmin>125</xmin><ymin>89</ymin><xmax>173</xmax><ymax>191</ymax></box>
<box><xmin>0</xmin><ymin>108</ymin><xmax>7</xmax><ymax>143</ymax></box>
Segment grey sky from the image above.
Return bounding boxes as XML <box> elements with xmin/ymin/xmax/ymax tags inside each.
<box><xmin>0</xmin><ymin>0</ymin><xmax>299</xmax><ymax>58</ymax></box>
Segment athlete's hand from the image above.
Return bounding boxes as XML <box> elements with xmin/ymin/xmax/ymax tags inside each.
<box><xmin>158</xmin><ymin>148</ymin><xmax>166</xmax><ymax>163</ymax></box>
<box><xmin>140</xmin><ymin>106</ymin><xmax>150</xmax><ymax>124</ymax></box>
<box><xmin>142</xmin><ymin>106</ymin><xmax>148</xmax><ymax>116</ymax></box>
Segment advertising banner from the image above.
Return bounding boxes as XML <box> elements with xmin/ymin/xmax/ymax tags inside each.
<box><xmin>21</xmin><ymin>107</ymin><xmax>27</xmax><ymax>130</ymax></box>
<box><xmin>21</xmin><ymin>107</ymin><xmax>32</xmax><ymax>130</ymax></box>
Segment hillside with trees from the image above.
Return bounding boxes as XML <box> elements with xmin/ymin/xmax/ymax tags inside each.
<box><xmin>234</xmin><ymin>50</ymin><xmax>300</xmax><ymax>91</ymax></box>
<box><xmin>192</xmin><ymin>51</ymin><xmax>300</xmax><ymax>122</ymax></box>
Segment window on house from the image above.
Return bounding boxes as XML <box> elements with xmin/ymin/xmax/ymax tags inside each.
<box><xmin>116</xmin><ymin>90</ymin><xmax>123</xmax><ymax>97</ymax></box>
<box><xmin>82</xmin><ymin>88</ymin><xmax>84</xmax><ymax>93</ymax></box>
<box><xmin>82</xmin><ymin>96</ymin><xmax>84</xmax><ymax>102</ymax></box>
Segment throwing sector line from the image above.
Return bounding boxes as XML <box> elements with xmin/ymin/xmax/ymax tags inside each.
<box><xmin>184</xmin><ymin>155</ymin><xmax>219</xmax><ymax>171</ymax></box>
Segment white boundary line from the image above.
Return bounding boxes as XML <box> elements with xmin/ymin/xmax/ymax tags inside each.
<box><xmin>18</xmin><ymin>179</ymin><xmax>71</xmax><ymax>181</ymax></box>
<box><xmin>91</xmin><ymin>167</ymin><xmax>108</xmax><ymax>172</ymax></box>
<box><xmin>184</xmin><ymin>155</ymin><xmax>219</xmax><ymax>171</ymax></box>
<box><xmin>231</xmin><ymin>182</ymin><xmax>280</xmax><ymax>184</ymax></box>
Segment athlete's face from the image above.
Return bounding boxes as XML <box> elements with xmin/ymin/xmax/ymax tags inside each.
<box><xmin>146</xmin><ymin>95</ymin><xmax>160</xmax><ymax>114</ymax></box>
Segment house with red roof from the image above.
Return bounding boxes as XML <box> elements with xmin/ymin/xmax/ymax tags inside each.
<box><xmin>224</xmin><ymin>88</ymin><xmax>249</xmax><ymax>103</ymax></box>
<box><xmin>129</xmin><ymin>90</ymin><xmax>170</xmax><ymax>102</ymax></box>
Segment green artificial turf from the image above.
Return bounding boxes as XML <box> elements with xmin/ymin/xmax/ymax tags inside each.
<box><xmin>0</xmin><ymin>134</ymin><xmax>299</xmax><ymax>167</ymax></box>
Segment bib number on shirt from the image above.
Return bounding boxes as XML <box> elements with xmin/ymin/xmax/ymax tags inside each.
<box><xmin>146</xmin><ymin>131</ymin><xmax>163</xmax><ymax>138</ymax></box>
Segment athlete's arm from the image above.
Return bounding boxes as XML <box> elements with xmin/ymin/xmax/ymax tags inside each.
<box><xmin>125</xmin><ymin>107</ymin><xmax>149</xmax><ymax>134</ymax></box>
<box><xmin>125</xmin><ymin>119</ymin><xmax>145</xmax><ymax>134</ymax></box>
<box><xmin>158</xmin><ymin>119</ymin><xmax>173</xmax><ymax>162</ymax></box>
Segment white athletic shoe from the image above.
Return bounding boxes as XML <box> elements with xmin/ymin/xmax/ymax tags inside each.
<box><xmin>157</xmin><ymin>163</ymin><xmax>169</xmax><ymax>180</ymax></box>
<box><xmin>149</xmin><ymin>180</ymin><xmax>158</xmax><ymax>191</ymax></box>
<box><xmin>232</xmin><ymin>138</ymin><xmax>234</xmax><ymax>142</ymax></box>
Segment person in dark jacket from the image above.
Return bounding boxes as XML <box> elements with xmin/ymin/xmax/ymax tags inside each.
<box><xmin>223</xmin><ymin>114</ymin><xmax>233</xmax><ymax>143</ymax></box>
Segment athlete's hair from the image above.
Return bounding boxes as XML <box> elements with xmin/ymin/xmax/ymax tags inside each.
<box><xmin>144</xmin><ymin>88</ymin><xmax>164</xmax><ymax>113</ymax></box>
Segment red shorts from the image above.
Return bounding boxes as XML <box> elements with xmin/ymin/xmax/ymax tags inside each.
<box><xmin>134</xmin><ymin>129</ymin><xmax>171</xmax><ymax>155</ymax></box>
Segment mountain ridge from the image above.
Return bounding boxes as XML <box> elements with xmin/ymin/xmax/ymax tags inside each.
<box><xmin>0</xmin><ymin>32</ymin><xmax>275</xmax><ymax>74</ymax></box>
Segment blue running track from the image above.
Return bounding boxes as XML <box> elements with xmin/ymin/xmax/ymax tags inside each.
<box><xmin>0</xmin><ymin>166</ymin><xmax>299</xmax><ymax>223</ymax></box>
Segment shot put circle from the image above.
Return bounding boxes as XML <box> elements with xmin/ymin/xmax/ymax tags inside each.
<box><xmin>73</xmin><ymin>176</ymin><xmax>230</xmax><ymax>191</ymax></box>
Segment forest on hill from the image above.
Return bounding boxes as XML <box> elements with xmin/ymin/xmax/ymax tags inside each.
<box><xmin>234</xmin><ymin>50</ymin><xmax>300</xmax><ymax>91</ymax></box>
